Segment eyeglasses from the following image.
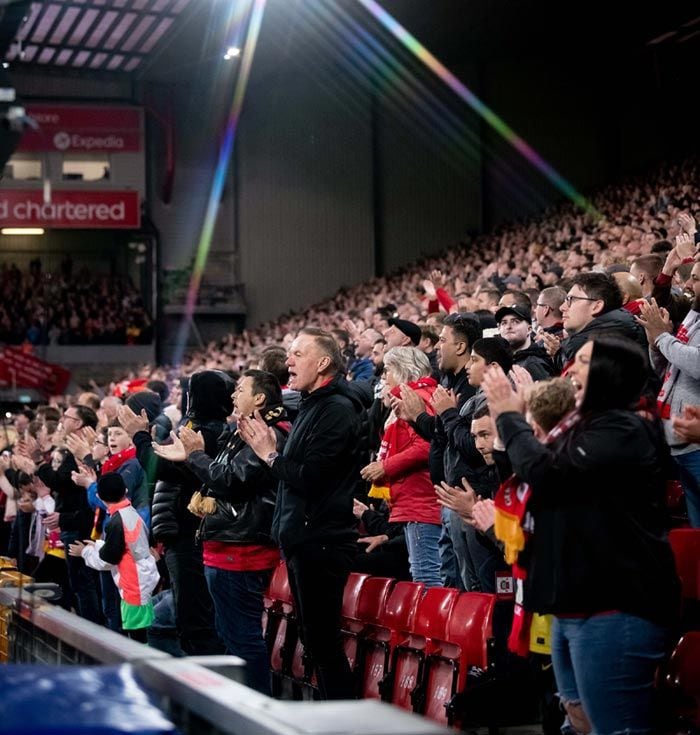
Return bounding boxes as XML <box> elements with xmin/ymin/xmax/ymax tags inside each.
<box><xmin>535</xmin><ymin>302</ymin><xmax>548</xmax><ymax>308</ymax></box>
<box><xmin>564</xmin><ymin>295</ymin><xmax>599</xmax><ymax>306</ymax></box>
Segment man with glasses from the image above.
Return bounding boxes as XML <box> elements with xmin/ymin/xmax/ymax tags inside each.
<box><xmin>36</xmin><ymin>404</ymin><xmax>102</xmax><ymax>623</ymax></box>
<box><xmin>543</xmin><ymin>273</ymin><xmax>645</xmax><ymax>372</ymax></box>
<box><xmin>534</xmin><ymin>286</ymin><xmax>566</xmax><ymax>340</ymax></box>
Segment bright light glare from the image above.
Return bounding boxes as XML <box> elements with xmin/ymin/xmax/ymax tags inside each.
<box><xmin>1</xmin><ymin>228</ymin><xmax>45</xmax><ymax>235</ymax></box>
<box><xmin>223</xmin><ymin>46</ymin><xmax>241</xmax><ymax>60</ymax></box>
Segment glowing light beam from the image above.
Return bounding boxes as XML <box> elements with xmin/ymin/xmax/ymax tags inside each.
<box><xmin>356</xmin><ymin>0</ymin><xmax>597</xmax><ymax>215</ymax></box>
<box><xmin>173</xmin><ymin>0</ymin><xmax>266</xmax><ymax>366</ymax></box>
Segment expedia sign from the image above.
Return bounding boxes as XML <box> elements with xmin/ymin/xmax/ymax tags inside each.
<box><xmin>17</xmin><ymin>105</ymin><xmax>142</xmax><ymax>153</ymax></box>
<box><xmin>0</xmin><ymin>190</ymin><xmax>140</xmax><ymax>229</ymax></box>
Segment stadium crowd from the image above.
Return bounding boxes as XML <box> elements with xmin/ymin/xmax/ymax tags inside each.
<box><xmin>0</xmin><ymin>159</ymin><xmax>699</xmax><ymax>734</ymax></box>
<box><xmin>0</xmin><ymin>259</ymin><xmax>152</xmax><ymax>345</ymax></box>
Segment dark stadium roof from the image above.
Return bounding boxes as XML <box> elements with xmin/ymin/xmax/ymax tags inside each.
<box><xmin>3</xmin><ymin>0</ymin><xmax>192</xmax><ymax>74</ymax></box>
<box><xmin>1</xmin><ymin>0</ymin><xmax>697</xmax><ymax>82</ymax></box>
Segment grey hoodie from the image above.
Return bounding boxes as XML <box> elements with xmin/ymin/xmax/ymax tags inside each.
<box><xmin>651</xmin><ymin>308</ymin><xmax>700</xmax><ymax>455</ymax></box>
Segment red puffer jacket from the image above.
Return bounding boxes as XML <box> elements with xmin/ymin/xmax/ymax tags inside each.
<box><xmin>379</xmin><ymin>377</ymin><xmax>441</xmax><ymax>525</ymax></box>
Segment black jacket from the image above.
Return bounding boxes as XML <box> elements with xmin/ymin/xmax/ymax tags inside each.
<box><xmin>141</xmin><ymin>370</ymin><xmax>235</xmax><ymax>543</ymax></box>
<box><xmin>439</xmin><ymin>390</ymin><xmax>488</xmax><ymax>486</ymax></box>
<box><xmin>513</xmin><ymin>343</ymin><xmax>556</xmax><ymax>381</ymax></box>
<box><xmin>188</xmin><ymin>405</ymin><xmax>289</xmax><ymax>545</ymax></box>
<box><xmin>559</xmin><ymin>308</ymin><xmax>647</xmax><ymax>368</ymax></box>
<box><xmin>412</xmin><ymin>366</ymin><xmax>475</xmax><ymax>485</ymax></box>
<box><xmin>496</xmin><ymin>409</ymin><xmax>679</xmax><ymax>626</ymax></box>
<box><xmin>270</xmin><ymin>374</ymin><xmax>362</xmax><ymax>556</ymax></box>
<box><xmin>37</xmin><ymin>452</ymin><xmax>93</xmax><ymax>537</ymax></box>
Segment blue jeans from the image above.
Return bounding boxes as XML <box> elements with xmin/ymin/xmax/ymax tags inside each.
<box><xmin>100</xmin><ymin>570</ymin><xmax>121</xmax><ymax>632</ymax></box>
<box><xmin>551</xmin><ymin>613</ymin><xmax>667</xmax><ymax>735</ymax></box>
<box><xmin>61</xmin><ymin>531</ymin><xmax>101</xmax><ymax>624</ymax></box>
<box><xmin>675</xmin><ymin>450</ymin><xmax>700</xmax><ymax>528</ymax></box>
<box><xmin>438</xmin><ymin>507</ymin><xmax>469</xmax><ymax>590</ymax></box>
<box><xmin>404</xmin><ymin>522</ymin><xmax>442</xmax><ymax>588</ymax></box>
<box><xmin>204</xmin><ymin>565</ymin><xmax>273</xmax><ymax>695</ymax></box>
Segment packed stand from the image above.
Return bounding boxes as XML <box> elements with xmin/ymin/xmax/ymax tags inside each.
<box><xmin>0</xmin><ymin>257</ymin><xmax>152</xmax><ymax>345</ymax></box>
<box><xmin>0</xmin><ymin>159</ymin><xmax>699</xmax><ymax>734</ymax></box>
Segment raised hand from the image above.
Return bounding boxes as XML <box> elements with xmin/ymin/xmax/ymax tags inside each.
<box><xmin>179</xmin><ymin>425</ymin><xmax>205</xmax><ymax>456</ymax></box>
<box><xmin>636</xmin><ymin>298</ymin><xmax>673</xmax><ymax>345</ymax></box>
<box><xmin>152</xmin><ymin>431</ymin><xmax>187</xmax><ymax>462</ymax></box>
<box><xmin>65</xmin><ymin>432</ymin><xmax>91</xmax><ymax>462</ymax></box>
<box><xmin>434</xmin><ymin>478</ymin><xmax>479</xmax><ymax>520</ymax></box>
<box><xmin>431</xmin><ymin>385</ymin><xmax>458</xmax><ymax>415</ymax></box>
<box><xmin>392</xmin><ymin>384</ymin><xmax>425</xmax><ymax>422</ymax></box>
<box><xmin>678</xmin><ymin>211</ymin><xmax>697</xmax><ymax>236</ymax></box>
<box><xmin>466</xmin><ymin>498</ymin><xmax>496</xmax><ymax>533</ymax></box>
<box><xmin>430</xmin><ymin>269</ymin><xmax>446</xmax><ymax>287</ymax></box>
<box><xmin>238</xmin><ymin>411</ymin><xmax>277</xmax><ymax>460</ymax></box>
<box><xmin>116</xmin><ymin>404</ymin><xmax>150</xmax><ymax>437</ymax></box>
<box><xmin>541</xmin><ymin>331</ymin><xmax>561</xmax><ymax>358</ymax></box>
<box><xmin>71</xmin><ymin>464</ymin><xmax>96</xmax><ymax>489</ymax></box>
<box><xmin>481</xmin><ymin>364</ymin><xmax>525</xmax><ymax>419</ymax></box>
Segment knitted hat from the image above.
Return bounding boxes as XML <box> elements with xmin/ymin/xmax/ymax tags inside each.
<box><xmin>97</xmin><ymin>472</ymin><xmax>127</xmax><ymax>503</ymax></box>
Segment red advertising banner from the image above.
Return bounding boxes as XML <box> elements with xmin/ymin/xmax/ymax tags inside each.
<box><xmin>0</xmin><ymin>189</ymin><xmax>141</xmax><ymax>229</ymax></box>
<box><xmin>0</xmin><ymin>346</ymin><xmax>71</xmax><ymax>395</ymax></box>
<box><xmin>17</xmin><ymin>104</ymin><xmax>142</xmax><ymax>153</ymax></box>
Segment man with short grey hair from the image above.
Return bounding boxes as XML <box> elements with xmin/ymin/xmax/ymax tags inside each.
<box><xmin>239</xmin><ymin>327</ymin><xmax>364</xmax><ymax>699</ymax></box>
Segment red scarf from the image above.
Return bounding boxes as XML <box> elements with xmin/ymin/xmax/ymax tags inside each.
<box><xmin>92</xmin><ymin>446</ymin><xmax>137</xmax><ymax>539</ymax></box>
<box><xmin>101</xmin><ymin>446</ymin><xmax>136</xmax><ymax>474</ymax></box>
<box><xmin>494</xmin><ymin>409</ymin><xmax>582</xmax><ymax>656</ymax></box>
<box><xmin>378</xmin><ymin>377</ymin><xmax>437</xmax><ymax>463</ymax></box>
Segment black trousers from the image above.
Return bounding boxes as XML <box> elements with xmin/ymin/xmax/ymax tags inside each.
<box><xmin>286</xmin><ymin>541</ymin><xmax>356</xmax><ymax>700</ymax></box>
<box><xmin>164</xmin><ymin>536</ymin><xmax>222</xmax><ymax>655</ymax></box>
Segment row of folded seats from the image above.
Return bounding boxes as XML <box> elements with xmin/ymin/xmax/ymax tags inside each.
<box><xmin>262</xmin><ymin>565</ymin><xmax>495</xmax><ymax>726</ymax></box>
<box><xmin>263</xmin><ymin>528</ymin><xmax>700</xmax><ymax>731</ymax></box>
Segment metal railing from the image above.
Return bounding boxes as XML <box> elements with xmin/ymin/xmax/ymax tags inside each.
<box><xmin>0</xmin><ymin>587</ymin><xmax>450</xmax><ymax>735</ymax></box>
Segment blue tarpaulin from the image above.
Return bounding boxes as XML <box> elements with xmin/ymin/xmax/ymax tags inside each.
<box><xmin>0</xmin><ymin>664</ymin><xmax>178</xmax><ymax>734</ymax></box>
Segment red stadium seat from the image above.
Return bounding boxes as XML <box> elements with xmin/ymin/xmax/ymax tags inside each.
<box><xmin>665</xmin><ymin>632</ymin><xmax>700</xmax><ymax>731</ymax></box>
<box><xmin>356</xmin><ymin>576</ymin><xmax>395</xmax><ymax>626</ymax></box>
<box><xmin>357</xmin><ymin>581</ymin><xmax>424</xmax><ymax>699</ymax></box>
<box><xmin>669</xmin><ymin>529</ymin><xmax>700</xmax><ymax>601</ymax></box>
<box><xmin>263</xmin><ymin>561</ymin><xmax>293</xmax><ymax>638</ymax></box>
<box><xmin>385</xmin><ymin>586</ymin><xmax>460</xmax><ymax>711</ymax></box>
<box><xmin>421</xmin><ymin>592</ymin><xmax>496</xmax><ymax>724</ymax></box>
<box><xmin>340</xmin><ymin>573</ymin><xmax>370</xmax><ymax>671</ymax></box>
<box><xmin>266</xmin><ymin>562</ymin><xmax>297</xmax><ymax>689</ymax></box>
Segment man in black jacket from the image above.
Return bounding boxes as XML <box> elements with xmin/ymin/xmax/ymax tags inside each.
<box><xmin>239</xmin><ymin>327</ymin><xmax>362</xmax><ymax>700</ymax></box>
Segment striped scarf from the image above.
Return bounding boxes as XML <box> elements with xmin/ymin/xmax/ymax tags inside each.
<box><xmin>494</xmin><ymin>409</ymin><xmax>582</xmax><ymax>655</ymax></box>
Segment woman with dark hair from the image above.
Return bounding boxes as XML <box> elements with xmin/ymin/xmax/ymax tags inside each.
<box><xmin>482</xmin><ymin>336</ymin><xmax>679</xmax><ymax>735</ymax></box>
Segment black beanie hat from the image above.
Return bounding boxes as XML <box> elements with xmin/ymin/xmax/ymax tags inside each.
<box><xmin>97</xmin><ymin>472</ymin><xmax>127</xmax><ymax>503</ymax></box>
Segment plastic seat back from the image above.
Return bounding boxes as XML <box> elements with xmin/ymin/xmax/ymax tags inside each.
<box><xmin>358</xmin><ymin>581</ymin><xmax>423</xmax><ymax>700</ymax></box>
<box><xmin>421</xmin><ymin>592</ymin><xmax>496</xmax><ymax>723</ymax></box>
<box><xmin>356</xmin><ymin>576</ymin><xmax>395</xmax><ymax>626</ymax></box>
<box><xmin>342</xmin><ymin>573</ymin><xmax>370</xmax><ymax>619</ymax></box>
<box><xmin>389</xmin><ymin>587</ymin><xmax>460</xmax><ymax>712</ymax></box>
<box><xmin>670</xmin><ymin>528</ymin><xmax>700</xmax><ymax>601</ymax></box>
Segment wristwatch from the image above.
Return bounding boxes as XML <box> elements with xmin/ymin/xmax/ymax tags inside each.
<box><xmin>264</xmin><ymin>451</ymin><xmax>279</xmax><ymax>468</ymax></box>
